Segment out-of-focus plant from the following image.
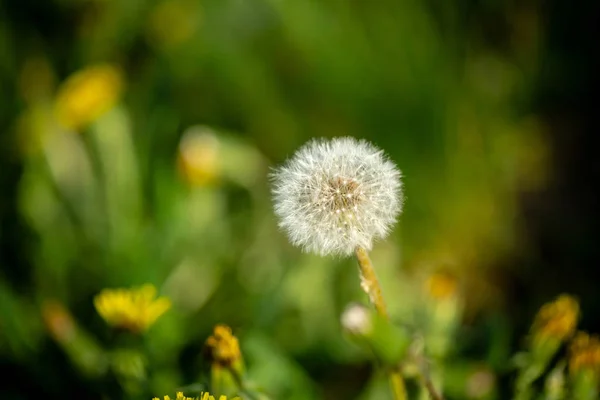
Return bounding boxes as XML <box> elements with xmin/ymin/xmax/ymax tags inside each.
<box><xmin>204</xmin><ymin>325</ymin><xmax>245</xmax><ymax>397</ymax></box>
<box><xmin>568</xmin><ymin>332</ymin><xmax>600</xmax><ymax>400</ymax></box>
<box><xmin>42</xmin><ymin>284</ymin><xmax>173</xmax><ymax>396</ymax></box>
<box><xmin>422</xmin><ymin>271</ymin><xmax>463</xmax><ymax>360</ymax></box>
<box><xmin>42</xmin><ymin>300</ymin><xmax>109</xmax><ymax>378</ymax></box>
<box><xmin>202</xmin><ymin>325</ymin><xmax>272</xmax><ymax>400</ymax></box>
<box><xmin>341</xmin><ymin>303</ymin><xmax>412</xmax><ymax>366</ymax></box>
<box><xmin>514</xmin><ymin>294</ymin><xmax>580</xmax><ymax>400</ymax></box>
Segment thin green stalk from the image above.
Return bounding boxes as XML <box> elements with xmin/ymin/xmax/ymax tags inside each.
<box><xmin>355</xmin><ymin>247</ymin><xmax>407</xmax><ymax>400</ymax></box>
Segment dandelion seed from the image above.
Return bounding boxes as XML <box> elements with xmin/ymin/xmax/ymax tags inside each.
<box><xmin>270</xmin><ymin>137</ymin><xmax>403</xmax><ymax>256</ymax></box>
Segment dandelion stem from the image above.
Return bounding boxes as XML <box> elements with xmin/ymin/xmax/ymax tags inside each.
<box><xmin>355</xmin><ymin>247</ymin><xmax>388</xmax><ymax>317</ymax></box>
<box><xmin>389</xmin><ymin>368</ymin><xmax>408</xmax><ymax>400</ymax></box>
<box><xmin>355</xmin><ymin>246</ymin><xmax>407</xmax><ymax>400</ymax></box>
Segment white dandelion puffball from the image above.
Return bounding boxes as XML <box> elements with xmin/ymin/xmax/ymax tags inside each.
<box><xmin>271</xmin><ymin>137</ymin><xmax>403</xmax><ymax>256</ymax></box>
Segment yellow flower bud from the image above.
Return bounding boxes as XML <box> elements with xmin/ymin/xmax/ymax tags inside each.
<box><xmin>532</xmin><ymin>294</ymin><xmax>579</xmax><ymax>342</ymax></box>
<box><xmin>204</xmin><ymin>325</ymin><xmax>242</xmax><ymax>367</ymax></box>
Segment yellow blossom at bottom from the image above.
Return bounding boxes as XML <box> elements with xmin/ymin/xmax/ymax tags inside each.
<box><xmin>152</xmin><ymin>392</ymin><xmax>240</xmax><ymax>400</ymax></box>
<box><xmin>94</xmin><ymin>284</ymin><xmax>171</xmax><ymax>333</ymax></box>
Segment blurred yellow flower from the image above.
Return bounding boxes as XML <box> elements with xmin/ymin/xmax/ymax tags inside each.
<box><xmin>177</xmin><ymin>126</ymin><xmax>221</xmax><ymax>186</ymax></box>
<box><xmin>569</xmin><ymin>332</ymin><xmax>600</xmax><ymax>374</ymax></box>
<box><xmin>94</xmin><ymin>284</ymin><xmax>171</xmax><ymax>333</ymax></box>
<box><xmin>424</xmin><ymin>271</ymin><xmax>458</xmax><ymax>300</ymax></box>
<box><xmin>54</xmin><ymin>64</ymin><xmax>122</xmax><ymax>130</ymax></box>
<box><xmin>531</xmin><ymin>294</ymin><xmax>579</xmax><ymax>341</ymax></box>
<box><xmin>205</xmin><ymin>324</ymin><xmax>242</xmax><ymax>367</ymax></box>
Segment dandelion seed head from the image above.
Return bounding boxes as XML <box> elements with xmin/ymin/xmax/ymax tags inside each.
<box><xmin>271</xmin><ymin>137</ymin><xmax>403</xmax><ymax>256</ymax></box>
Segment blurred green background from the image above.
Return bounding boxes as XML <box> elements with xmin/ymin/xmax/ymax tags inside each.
<box><xmin>1</xmin><ymin>0</ymin><xmax>598</xmax><ymax>399</ymax></box>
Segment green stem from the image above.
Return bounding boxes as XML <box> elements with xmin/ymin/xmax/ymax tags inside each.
<box><xmin>355</xmin><ymin>247</ymin><xmax>407</xmax><ymax>400</ymax></box>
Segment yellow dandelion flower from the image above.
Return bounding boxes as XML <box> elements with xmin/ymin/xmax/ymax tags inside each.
<box><xmin>204</xmin><ymin>324</ymin><xmax>242</xmax><ymax>367</ymax></box>
<box><xmin>54</xmin><ymin>64</ymin><xmax>122</xmax><ymax>130</ymax></box>
<box><xmin>424</xmin><ymin>271</ymin><xmax>458</xmax><ymax>300</ymax></box>
<box><xmin>569</xmin><ymin>332</ymin><xmax>600</xmax><ymax>374</ymax></box>
<box><xmin>94</xmin><ymin>284</ymin><xmax>171</xmax><ymax>333</ymax></box>
<box><xmin>532</xmin><ymin>294</ymin><xmax>579</xmax><ymax>341</ymax></box>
